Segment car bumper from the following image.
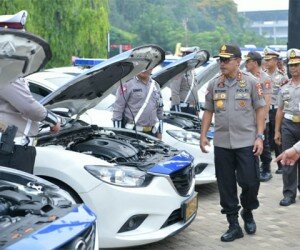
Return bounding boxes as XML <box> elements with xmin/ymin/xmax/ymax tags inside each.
<box><xmin>81</xmin><ymin>176</ymin><xmax>197</xmax><ymax>248</ymax></box>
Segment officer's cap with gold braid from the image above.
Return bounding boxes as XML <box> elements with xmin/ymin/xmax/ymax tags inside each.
<box><xmin>263</xmin><ymin>47</ymin><xmax>280</xmax><ymax>60</ymax></box>
<box><xmin>287</xmin><ymin>48</ymin><xmax>300</xmax><ymax>65</ymax></box>
<box><xmin>216</xmin><ymin>44</ymin><xmax>241</xmax><ymax>58</ymax></box>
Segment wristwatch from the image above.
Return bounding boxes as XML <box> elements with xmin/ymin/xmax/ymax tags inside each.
<box><xmin>256</xmin><ymin>133</ymin><xmax>265</xmax><ymax>141</ymax></box>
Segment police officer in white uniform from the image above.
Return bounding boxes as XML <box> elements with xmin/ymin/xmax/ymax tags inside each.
<box><xmin>274</xmin><ymin>48</ymin><xmax>300</xmax><ymax>206</ymax></box>
<box><xmin>170</xmin><ymin>47</ymin><xmax>200</xmax><ymax>115</ymax></box>
<box><xmin>0</xmin><ymin>77</ymin><xmax>60</xmax><ymax>173</ymax></box>
<box><xmin>112</xmin><ymin>69</ymin><xmax>164</xmax><ymax>139</ymax></box>
<box><xmin>245</xmin><ymin>51</ymin><xmax>273</xmax><ymax>182</ymax></box>
<box><xmin>200</xmin><ymin>45</ymin><xmax>266</xmax><ymax>242</ymax></box>
<box><xmin>264</xmin><ymin>47</ymin><xmax>289</xmax><ymax>174</ymax></box>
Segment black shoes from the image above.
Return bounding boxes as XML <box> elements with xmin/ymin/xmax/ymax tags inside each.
<box><xmin>279</xmin><ymin>197</ymin><xmax>296</xmax><ymax>206</ymax></box>
<box><xmin>221</xmin><ymin>214</ymin><xmax>244</xmax><ymax>242</ymax></box>
<box><xmin>260</xmin><ymin>172</ymin><xmax>273</xmax><ymax>182</ymax></box>
<box><xmin>240</xmin><ymin>209</ymin><xmax>256</xmax><ymax>234</ymax></box>
<box><xmin>275</xmin><ymin>168</ymin><xmax>283</xmax><ymax>174</ymax></box>
<box><xmin>221</xmin><ymin>224</ymin><xmax>244</xmax><ymax>242</ymax></box>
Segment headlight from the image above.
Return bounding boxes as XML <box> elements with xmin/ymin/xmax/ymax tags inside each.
<box><xmin>84</xmin><ymin>165</ymin><xmax>152</xmax><ymax>187</ymax></box>
<box><xmin>167</xmin><ymin>130</ymin><xmax>200</xmax><ymax>145</ymax></box>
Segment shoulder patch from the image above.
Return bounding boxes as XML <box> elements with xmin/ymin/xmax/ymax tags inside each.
<box><xmin>265</xmin><ymin>79</ymin><xmax>271</xmax><ymax>89</ymax></box>
<box><xmin>256</xmin><ymin>83</ymin><xmax>263</xmax><ymax>96</ymax></box>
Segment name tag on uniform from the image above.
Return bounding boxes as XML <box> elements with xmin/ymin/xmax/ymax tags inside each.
<box><xmin>235</xmin><ymin>93</ymin><xmax>250</xmax><ymax>99</ymax></box>
<box><xmin>133</xmin><ymin>89</ymin><xmax>142</xmax><ymax>93</ymax></box>
<box><xmin>213</xmin><ymin>93</ymin><xmax>227</xmax><ymax>100</ymax></box>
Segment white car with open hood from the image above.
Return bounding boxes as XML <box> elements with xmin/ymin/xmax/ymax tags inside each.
<box><xmin>26</xmin><ymin>52</ymin><xmax>216</xmax><ymax>185</ymax></box>
<box><xmin>25</xmin><ymin>44</ymin><xmax>198</xmax><ymax>248</ymax></box>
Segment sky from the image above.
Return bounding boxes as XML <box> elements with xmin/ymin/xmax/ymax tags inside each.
<box><xmin>233</xmin><ymin>0</ymin><xmax>289</xmax><ymax>12</ymax></box>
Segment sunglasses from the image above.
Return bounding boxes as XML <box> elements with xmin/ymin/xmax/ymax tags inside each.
<box><xmin>217</xmin><ymin>57</ymin><xmax>236</xmax><ymax>64</ymax></box>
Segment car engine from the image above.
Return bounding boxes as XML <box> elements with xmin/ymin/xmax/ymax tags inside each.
<box><xmin>0</xmin><ymin>170</ymin><xmax>73</xmax><ymax>248</ymax></box>
<box><xmin>37</xmin><ymin>122</ymin><xmax>180</xmax><ymax>170</ymax></box>
<box><xmin>163</xmin><ymin>112</ymin><xmax>201</xmax><ymax>132</ymax></box>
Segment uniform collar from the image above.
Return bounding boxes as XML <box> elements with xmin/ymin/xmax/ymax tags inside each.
<box><xmin>136</xmin><ymin>76</ymin><xmax>151</xmax><ymax>85</ymax></box>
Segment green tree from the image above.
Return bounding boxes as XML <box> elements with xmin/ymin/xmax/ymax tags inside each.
<box><xmin>0</xmin><ymin>0</ymin><xmax>109</xmax><ymax>67</ymax></box>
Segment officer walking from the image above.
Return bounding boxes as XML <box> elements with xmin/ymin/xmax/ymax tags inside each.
<box><xmin>0</xmin><ymin>77</ymin><xmax>61</xmax><ymax>174</ymax></box>
<box><xmin>264</xmin><ymin>47</ymin><xmax>289</xmax><ymax>174</ymax></box>
<box><xmin>112</xmin><ymin>69</ymin><xmax>164</xmax><ymax>139</ymax></box>
<box><xmin>200</xmin><ymin>45</ymin><xmax>266</xmax><ymax>242</ymax></box>
<box><xmin>170</xmin><ymin>47</ymin><xmax>200</xmax><ymax>115</ymax></box>
<box><xmin>274</xmin><ymin>48</ymin><xmax>300</xmax><ymax>206</ymax></box>
<box><xmin>245</xmin><ymin>51</ymin><xmax>273</xmax><ymax>182</ymax></box>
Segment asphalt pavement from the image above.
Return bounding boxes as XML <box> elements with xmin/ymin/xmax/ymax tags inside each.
<box><xmin>127</xmin><ymin>160</ymin><xmax>300</xmax><ymax>250</ymax></box>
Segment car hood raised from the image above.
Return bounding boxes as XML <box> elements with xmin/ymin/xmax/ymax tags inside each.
<box><xmin>152</xmin><ymin>50</ymin><xmax>209</xmax><ymax>88</ymax></box>
<box><xmin>0</xmin><ymin>29</ymin><xmax>51</xmax><ymax>88</ymax></box>
<box><xmin>40</xmin><ymin>45</ymin><xmax>165</xmax><ymax>117</ymax></box>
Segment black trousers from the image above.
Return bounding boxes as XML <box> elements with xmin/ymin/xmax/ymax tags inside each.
<box><xmin>170</xmin><ymin>105</ymin><xmax>197</xmax><ymax>115</ymax></box>
<box><xmin>281</xmin><ymin>118</ymin><xmax>300</xmax><ymax>199</ymax></box>
<box><xmin>214</xmin><ymin>146</ymin><xmax>260</xmax><ymax>215</ymax></box>
<box><xmin>0</xmin><ymin>145</ymin><xmax>36</xmax><ymax>174</ymax></box>
<box><xmin>269</xmin><ymin>108</ymin><xmax>282</xmax><ymax>169</ymax></box>
<box><xmin>260</xmin><ymin>123</ymin><xmax>272</xmax><ymax>172</ymax></box>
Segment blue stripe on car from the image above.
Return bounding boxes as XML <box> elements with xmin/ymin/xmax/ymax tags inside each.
<box><xmin>148</xmin><ymin>151</ymin><xmax>194</xmax><ymax>175</ymax></box>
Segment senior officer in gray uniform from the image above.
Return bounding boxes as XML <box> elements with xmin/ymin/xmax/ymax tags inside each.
<box><xmin>200</xmin><ymin>45</ymin><xmax>266</xmax><ymax>242</ymax></box>
<box><xmin>245</xmin><ymin>51</ymin><xmax>273</xmax><ymax>182</ymax></box>
<box><xmin>274</xmin><ymin>48</ymin><xmax>300</xmax><ymax>206</ymax></box>
<box><xmin>112</xmin><ymin>69</ymin><xmax>164</xmax><ymax>139</ymax></box>
<box><xmin>170</xmin><ymin>47</ymin><xmax>200</xmax><ymax>115</ymax></box>
<box><xmin>264</xmin><ymin>47</ymin><xmax>289</xmax><ymax>174</ymax></box>
<box><xmin>0</xmin><ymin>77</ymin><xmax>60</xmax><ymax>174</ymax></box>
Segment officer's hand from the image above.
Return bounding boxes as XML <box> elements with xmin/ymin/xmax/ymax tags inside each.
<box><xmin>156</xmin><ymin>133</ymin><xmax>162</xmax><ymax>140</ymax></box>
<box><xmin>200</xmin><ymin>136</ymin><xmax>210</xmax><ymax>153</ymax></box>
<box><xmin>274</xmin><ymin>132</ymin><xmax>281</xmax><ymax>145</ymax></box>
<box><xmin>50</xmin><ymin>123</ymin><xmax>61</xmax><ymax>134</ymax></box>
<box><xmin>253</xmin><ymin>138</ymin><xmax>263</xmax><ymax>156</ymax></box>
<box><xmin>275</xmin><ymin>147</ymin><xmax>300</xmax><ymax>166</ymax></box>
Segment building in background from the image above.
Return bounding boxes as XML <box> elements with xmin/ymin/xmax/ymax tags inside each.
<box><xmin>239</xmin><ymin>10</ymin><xmax>288</xmax><ymax>45</ymax></box>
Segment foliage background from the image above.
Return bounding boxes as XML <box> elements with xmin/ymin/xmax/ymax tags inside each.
<box><xmin>1</xmin><ymin>0</ymin><xmax>270</xmax><ymax>66</ymax></box>
<box><xmin>109</xmin><ymin>0</ymin><xmax>268</xmax><ymax>56</ymax></box>
<box><xmin>0</xmin><ymin>0</ymin><xmax>109</xmax><ymax>67</ymax></box>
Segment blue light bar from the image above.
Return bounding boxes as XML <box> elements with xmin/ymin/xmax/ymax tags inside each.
<box><xmin>74</xmin><ymin>58</ymin><xmax>106</xmax><ymax>67</ymax></box>
<box><xmin>74</xmin><ymin>57</ymin><xmax>177</xmax><ymax>68</ymax></box>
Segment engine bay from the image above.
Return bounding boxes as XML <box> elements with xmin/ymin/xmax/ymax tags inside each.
<box><xmin>0</xmin><ymin>171</ymin><xmax>73</xmax><ymax>248</ymax></box>
<box><xmin>37</xmin><ymin>122</ymin><xmax>179</xmax><ymax>170</ymax></box>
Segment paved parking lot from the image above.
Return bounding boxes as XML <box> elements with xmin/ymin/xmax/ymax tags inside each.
<box><xmin>123</xmin><ymin>161</ymin><xmax>300</xmax><ymax>250</ymax></box>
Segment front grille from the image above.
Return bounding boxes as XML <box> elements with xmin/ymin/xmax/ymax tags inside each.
<box><xmin>62</xmin><ymin>222</ymin><xmax>96</xmax><ymax>250</ymax></box>
<box><xmin>170</xmin><ymin>164</ymin><xmax>193</xmax><ymax>196</ymax></box>
<box><xmin>161</xmin><ymin>208</ymin><xmax>182</xmax><ymax>228</ymax></box>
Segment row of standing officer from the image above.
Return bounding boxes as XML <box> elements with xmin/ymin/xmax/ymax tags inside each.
<box><xmin>244</xmin><ymin>51</ymin><xmax>273</xmax><ymax>182</ymax></box>
<box><xmin>263</xmin><ymin>47</ymin><xmax>289</xmax><ymax>177</ymax></box>
<box><xmin>274</xmin><ymin>48</ymin><xmax>300</xmax><ymax>206</ymax></box>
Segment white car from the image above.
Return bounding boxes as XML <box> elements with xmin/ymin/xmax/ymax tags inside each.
<box><xmin>27</xmin><ymin>53</ymin><xmax>217</xmax><ymax>185</ymax></box>
<box><xmin>28</xmin><ymin>45</ymin><xmax>198</xmax><ymax>248</ymax></box>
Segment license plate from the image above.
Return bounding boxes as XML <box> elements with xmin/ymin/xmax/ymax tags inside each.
<box><xmin>182</xmin><ymin>192</ymin><xmax>198</xmax><ymax>222</ymax></box>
